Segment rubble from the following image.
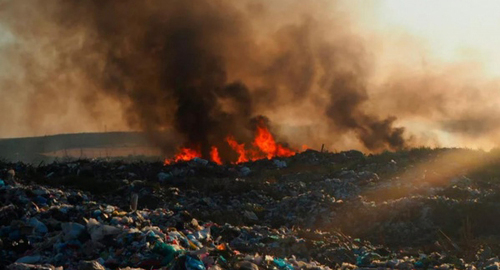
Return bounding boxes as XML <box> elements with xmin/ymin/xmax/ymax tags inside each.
<box><xmin>2</xmin><ymin>148</ymin><xmax>500</xmax><ymax>269</ymax></box>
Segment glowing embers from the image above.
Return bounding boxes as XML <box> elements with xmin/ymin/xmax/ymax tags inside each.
<box><xmin>164</xmin><ymin>121</ymin><xmax>296</xmax><ymax>165</ymax></box>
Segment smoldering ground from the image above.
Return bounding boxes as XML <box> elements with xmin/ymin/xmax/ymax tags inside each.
<box><xmin>0</xmin><ymin>0</ymin><xmax>499</xmax><ymax>155</ymax></box>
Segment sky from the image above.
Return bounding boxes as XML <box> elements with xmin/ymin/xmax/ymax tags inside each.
<box><xmin>1</xmin><ymin>1</ymin><xmax>500</xmax><ymax>151</ymax></box>
<box><xmin>342</xmin><ymin>0</ymin><xmax>500</xmax><ymax>148</ymax></box>
<box><xmin>361</xmin><ymin>0</ymin><xmax>500</xmax><ymax>77</ymax></box>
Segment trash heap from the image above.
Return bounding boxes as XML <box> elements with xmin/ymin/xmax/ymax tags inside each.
<box><xmin>3</xmin><ymin>148</ymin><xmax>500</xmax><ymax>269</ymax></box>
<box><xmin>0</xmin><ymin>183</ymin><xmax>356</xmax><ymax>269</ymax></box>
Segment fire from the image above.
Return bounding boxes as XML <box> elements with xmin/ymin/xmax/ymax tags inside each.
<box><xmin>253</xmin><ymin>125</ymin><xmax>295</xmax><ymax>159</ymax></box>
<box><xmin>164</xmin><ymin>121</ymin><xmax>297</xmax><ymax>165</ymax></box>
<box><xmin>164</xmin><ymin>147</ymin><xmax>200</xmax><ymax>165</ymax></box>
<box><xmin>210</xmin><ymin>146</ymin><xmax>222</xmax><ymax>165</ymax></box>
<box><xmin>226</xmin><ymin>135</ymin><xmax>248</xmax><ymax>163</ymax></box>
<box><xmin>253</xmin><ymin>125</ymin><xmax>277</xmax><ymax>159</ymax></box>
<box><xmin>225</xmin><ymin>124</ymin><xmax>297</xmax><ymax>163</ymax></box>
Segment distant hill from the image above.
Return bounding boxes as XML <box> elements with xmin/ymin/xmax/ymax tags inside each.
<box><xmin>0</xmin><ymin>132</ymin><xmax>168</xmax><ymax>163</ymax></box>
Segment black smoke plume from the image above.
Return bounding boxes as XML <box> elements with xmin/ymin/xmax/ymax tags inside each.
<box><xmin>0</xmin><ymin>0</ymin><xmax>410</xmax><ymax>157</ymax></box>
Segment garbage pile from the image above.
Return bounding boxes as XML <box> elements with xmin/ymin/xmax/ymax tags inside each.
<box><xmin>0</xmin><ymin>182</ymin><xmax>355</xmax><ymax>269</ymax></box>
<box><xmin>3</xmin><ymin>148</ymin><xmax>500</xmax><ymax>269</ymax></box>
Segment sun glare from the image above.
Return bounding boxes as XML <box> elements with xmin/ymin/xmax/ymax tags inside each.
<box><xmin>372</xmin><ymin>0</ymin><xmax>500</xmax><ymax>77</ymax></box>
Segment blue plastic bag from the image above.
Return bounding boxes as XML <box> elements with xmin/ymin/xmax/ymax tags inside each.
<box><xmin>185</xmin><ymin>255</ymin><xmax>206</xmax><ymax>270</ymax></box>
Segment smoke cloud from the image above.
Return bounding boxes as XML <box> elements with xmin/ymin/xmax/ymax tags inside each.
<box><xmin>1</xmin><ymin>0</ymin><xmax>499</xmax><ymax>155</ymax></box>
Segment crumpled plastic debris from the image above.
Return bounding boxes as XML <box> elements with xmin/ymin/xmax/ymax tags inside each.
<box><xmin>1</xmin><ymin>149</ymin><xmax>500</xmax><ymax>269</ymax></box>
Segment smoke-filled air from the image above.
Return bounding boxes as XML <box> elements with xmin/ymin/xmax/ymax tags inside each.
<box><xmin>1</xmin><ymin>0</ymin><xmax>500</xmax><ymax>162</ymax></box>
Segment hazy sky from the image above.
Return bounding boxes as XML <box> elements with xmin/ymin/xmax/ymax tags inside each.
<box><xmin>5</xmin><ymin>1</ymin><xmax>499</xmax><ymax>78</ymax></box>
<box><xmin>369</xmin><ymin>0</ymin><xmax>500</xmax><ymax>77</ymax></box>
<box><xmin>375</xmin><ymin>1</ymin><xmax>500</xmax><ymax>149</ymax></box>
<box><xmin>1</xmin><ymin>1</ymin><xmax>500</xmax><ymax>151</ymax></box>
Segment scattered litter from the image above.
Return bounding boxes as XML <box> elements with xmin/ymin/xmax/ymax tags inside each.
<box><xmin>1</xmin><ymin>148</ymin><xmax>500</xmax><ymax>269</ymax></box>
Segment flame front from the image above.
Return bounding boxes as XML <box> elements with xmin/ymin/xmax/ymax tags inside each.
<box><xmin>253</xmin><ymin>124</ymin><xmax>295</xmax><ymax>159</ymax></box>
<box><xmin>226</xmin><ymin>135</ymin><xmax>248</xmax><ymax>163</ymax></box>
<box><xmin>164</xmin><ymin>147</ymin><xmax>201</xmax><ymax>165</ymax></box>
<box><xmin>210</xmin><ymin>146</ymin><xmax>222</xmax><ymax>165</ymax></box>
<box><xmin>253</xmin><ymin>125</ymin><xmax>277</xmax><ymax>159</ymax></box>
<box><xmin>165</xmin><ymin>122</ymin><xmax>297</xmax><ymax>165</ymax></box>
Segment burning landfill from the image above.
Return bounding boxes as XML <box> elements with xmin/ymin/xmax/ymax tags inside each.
<box><xmin>3</xmin><ymin>0</ymin><xmax>500</xmax><ymax>270</ymax></box>
<box><xmin>4</xmin><ymin>148</ymin><xmax>500</xmax><ymax>269</ymax></box>
<box><xmin>164</xmin><ymin>117</ymin><xmax>296</xmax><ymax>165</ymax></box>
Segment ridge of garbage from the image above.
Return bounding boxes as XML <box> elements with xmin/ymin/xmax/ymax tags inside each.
<box><xmin>2</xmin><ymin>148</ymin><xmax>500</xmax><ymax>269</ymax></box>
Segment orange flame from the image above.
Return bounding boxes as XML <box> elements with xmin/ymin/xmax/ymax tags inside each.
<box><xmin>226</xmin><ymin>124</ymin><xmax>296</xmax><ymax>163</ymax></box>
<box><xmin>164</xmin><ymin>122</ymin><xmax>297</xmax><ymax>165</ymax></box>
<box><xmin>252</xmin><ymin>125</ymin><xmax>295</xmax><ymax>159</ymax></box>
<box><xmin>226</xmin><ymin>135</ymin><xmax>248</xmax><ymax>163</ymax></box>
<box><xmin>210</xmin><ymin>146</ymin><xmax>222</xmax><ymax>165</ymax></box>
<box><xmin>164</xmin><ymin>147</ymin><xmax>201</xmax><ymax>165</ymax></box>
<box><xmin>253</xmin><ymin>125</ymin><xmax>277</xmax><ymax>159</ymax></box>
<box><xmin>276</xmin><ymin>144</ymin><xmax>295</xmax><ymax>157</ymax></box>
